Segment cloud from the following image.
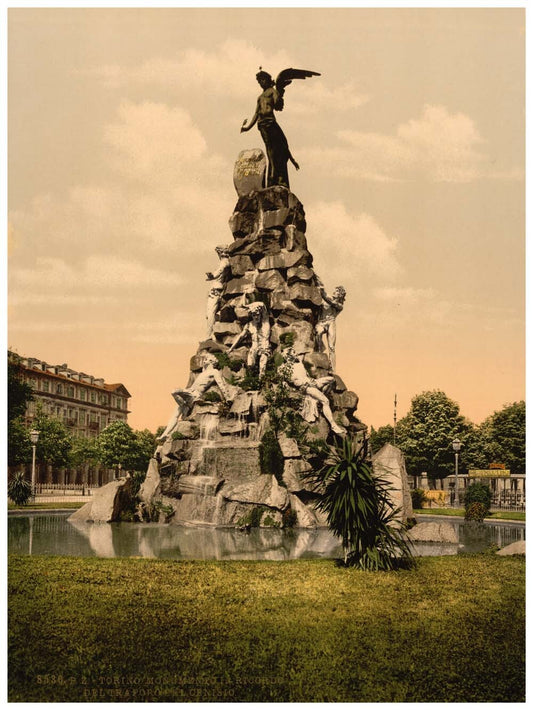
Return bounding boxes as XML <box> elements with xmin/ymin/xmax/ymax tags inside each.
<box><xmin>303</xmin><ymin>104</ymin><xmax>507</xmax><ymax>182</ymax></box>
<box><xmin>305</xmin><ymin>201</ymin><xmax>402</xmax><ymax>286</ymax></box>
<box><xmin>79</xmin><ymin>40</ymin><xmax>291</xmax><ymax>96</ymax></box>
<box><xmin>78</xmin><ymin>39</ymin><xmax>367</xmax><ymax>115</ymax></box>
<box><xmin>103</xmin><ymin>101</ymin><xmax>227</xmax><ymax>183</ymax></box>
<box><xmin>8</xmin><ymin>98</ymin><xmax>233</xmax><ymax>266</ymax></box>
<box><xmin>368</xmin><ymin>286</ymin><xmax>521</xmax><ymax>333</ymax></box>
<box><xmin>10</xmin><ymin>256</ymin><xmax>181</xmax><ymax>292</ymax></box>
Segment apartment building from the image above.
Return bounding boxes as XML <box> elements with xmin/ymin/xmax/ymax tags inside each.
<box><xmin>11</xmin><ymin>351</ymin><xmax>131</xmax><ymax>438</ymax></box>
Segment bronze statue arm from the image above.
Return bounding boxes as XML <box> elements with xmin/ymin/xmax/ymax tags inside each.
<box><xmin>241</xmin><ymin>100</ymin><xmax>259</xmax><ymax>132</ymax></box>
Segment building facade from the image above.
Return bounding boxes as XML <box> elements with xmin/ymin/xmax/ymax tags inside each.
<box><xmin>11</xmin><ymin>352</ymin><xmax>131</xmax><ymax>438</ymax></box>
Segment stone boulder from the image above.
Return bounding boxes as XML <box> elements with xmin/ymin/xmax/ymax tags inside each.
<box><xmin>69</xmin><ymin>477</ymin><xmax>133</xmax><ymax>523</ymax></box>
<box><xmin>222</xmin><ymin>474</ymin><xmax>289</xmax><ymax>511</ymax></box>
<box><xmin>496</xmin><ymin>540</ymin><xmax>525</xmax><ymax>556</ymax></box>
<box><xmin>408</xmin><ymin>521</ymin><xmax>459</xmax><ymax>543</ymax></box>
<box><xmin>372</xmin><ymin>444</ymin><xmax>413</xmax><ymax>521</ymax></box>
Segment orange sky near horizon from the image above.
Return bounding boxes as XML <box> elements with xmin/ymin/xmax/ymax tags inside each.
<box><xmin>7</xmin><ymin>7</ymin><xmax>525</xmax><ymax>433</ymax></box>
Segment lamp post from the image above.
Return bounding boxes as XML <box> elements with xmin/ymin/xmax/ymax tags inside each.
<box><xmin>452</xmin><ymin>438</ymin><xmax>462</xmax><ymax>509</ymax></box>
<box><xmin>30</xmin><ymin>429</ymin><xmax>40</xmax><ymax>498</ymax></box>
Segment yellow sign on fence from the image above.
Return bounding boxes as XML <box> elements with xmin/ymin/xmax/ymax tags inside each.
<box><xmin>468</xmin><ymin>469</ymin><xmax>511</xmax><ymax>478</ymax></box>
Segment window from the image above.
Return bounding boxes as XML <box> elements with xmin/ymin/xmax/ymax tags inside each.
<box><xmin>116</xmin><ymin>398</ymin><xmax>122</xmax><ymax>409</ymax></box>
<box><xmin>42</xmin><ymin>380</ymin><xmax>50</xmax><ymax>393</ymax></box>
<box><xmin>57</xmin><ymin>384</ymin><xmax>63</xmax><ymax>395</ymax></box>
<box><xmin>100</xmin><ymin>416</ymin><xmax>107</xmax><ymax>428</ymax></box>
<box><xmin>80</xmin><ymin>389</ymin><xmax>86</xmax><ymax>401</ymax></box>
<box><xmin>79</xmin><ymin>411</ymin><xmax>86</xmax><ymax>425</ymax></box>
<box><xmin>90</xmin><ymin>392</ymin><xmax>96</xmax><ymax>403</ymax></box>
<box><xmin>90</xmin><ymin>412</ymin><xmax>97</xmax><ymax>423</ymax></box>
<box><xmin>68</xmin><ymin>386</ymin><xmax>75</xmax><ymax>398</ymax></box>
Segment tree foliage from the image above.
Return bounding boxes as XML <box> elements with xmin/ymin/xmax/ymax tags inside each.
<box><xmin>32</xmin><ymin>408</ymin><xmax>72</xmax><ymax>467</ymax></box>
<box><xmin>69</xmin><ymin>436</ymin><xmax>99</xmax><ymax>467</ymax></box>
<box><xmin>8</xmin><ymin>417</ymin><xmax>32</xmax><ymax>467</ymax></box>
<box><xmin>478</xmin><ymin>401</ymin><xmax>525</xmax><ymax>474</ymax></box>
<box><xmin>96</xmin><ymin>420</ymin><xmax>139</xmax><ymax>470</ymax></box>
<box><xmin>395</xmin><ymin>390</ymin><xmax>475</xmax><ymax>480</ymax></box>
<box><xmin>130</xmin><ymin>429</ymin><xmax>158</xmax><ymax>472</ymax></box>
<box><xmin>369</xmin><ymin>424</ymin><xmax>395</xmax><ymax>454</ymax></box>
<box><xmin>8</xmin><ymin>353</ymin><xmax>33</xmax><ymax>422</ymax></box>
<box><xmin>375</xmin><ymin>392</ymin><xmax>525</xmax><ymax>479</ymax></box>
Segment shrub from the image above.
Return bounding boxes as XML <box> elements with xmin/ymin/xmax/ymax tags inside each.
<box><xmin>250</xmin><ymin>507</ymin><xmax>265</xmax><ymax>527</ymax></box>
<box><xmin>215</xmin><ymin>352</ymin><xmax>243</xmax><ymax>372</ymax></box>
<box><xmin>411</xmin><ymin>488</ymin><xmax>426</xmax><ymax>509</ymax></box>
<box><xmin>203</xmin><ymin>390</ymin><xmax>222</xmax><ymax>403</ymax></box>
<box><xmin>259</xmin><ymin>429</ymin><xmax>285</xmax><ymax>486</ymax></box>
<box><xmin>279</xmin><ymin>332</ymin><xmax>295</xmax><ymax>348</ymax></box>
<box><xmin>263</xmin><ymin>514</ymin><xmax>281</xmax><ymax>528</ymax></box>
<box><xmin>282</xmin><ymin>507</ymin><xmax>298</xmax><ymax>528</ymax></box>
<box><xmin>464</xmin><ymin>482</ymin><xmax>492</xmax><ymax>510</ymax></box>
<box><xmin>465</xmin><ymin>501</ymin><xmax>489</xmax><ymax>522</ymax></box>
<box><xmin>304</xmin><ymin>437</ymin><xmax>414</xmax><ymax>569</ymax></box>
<box><xmin>237</xmin><ymin>506</ymin><xmax>266</xmax><ymax>528</ymax></box>
<box><xmin>239</xmin><ymin>369</ymin><xmax>261</xmax><ymax>391</ymax></box>
<box><xmin>8</xmin><ymin>471</ymin><xmax>33</xmax><ymax>506</ymax></box>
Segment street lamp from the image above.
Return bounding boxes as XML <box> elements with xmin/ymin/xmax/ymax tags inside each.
<box><xmin>452</xmin><ymin>438</ymin><xmax>462</xmax><ymax>509</ymax></box>
<box><xmin>30</xmin><ymin>429</ymin><xmax>40</xmax><ymax>498</ymax></box>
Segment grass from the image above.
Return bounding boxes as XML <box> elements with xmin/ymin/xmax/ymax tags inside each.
<box><xmin>8</xmin><ymin>501</ymin><xmax>85</xmax><ymax>510</ymax></box>
<box><xmin>415</xmin><ymin>508</ymin><xmax>525</xmax><ymax>522</ymax></box>
<box><xmin>8</xmin><ymin>554</ymin><xmax>524</xmax><ymax>702</ymax></box>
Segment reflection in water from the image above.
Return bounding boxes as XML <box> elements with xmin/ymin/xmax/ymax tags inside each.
<box><xmin>8</xmin><ymin>514</ymin><xmax>525</xmax><ymax>560</ymax></box>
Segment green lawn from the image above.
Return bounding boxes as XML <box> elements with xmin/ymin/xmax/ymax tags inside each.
<box><xmin>415</xmin><ymin>508</ymin><xmax>525</xmax><ymax>522</ymax></box>
<box><xmin>8</xmin><ymin>554</ymin><xmax>525</xmax><ymax>702</ymax></box>
<box><xmin>8</xmin><ymin>501</ymin><xmax>85</xmax><ymax>510</ymax></box>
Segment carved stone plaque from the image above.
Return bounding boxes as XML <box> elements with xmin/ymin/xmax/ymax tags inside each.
<box><xmin>233</xmin><ymin>149</ymin><xmax>266</xmax><ymax>196</ymax></box>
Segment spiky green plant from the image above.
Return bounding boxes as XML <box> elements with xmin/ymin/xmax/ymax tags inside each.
<box><xmin>305</xmin><ymin>437</ymin><xmax>414</xmax><ymax>570</ymax></box>
<box><xmin>8</xmin><ymin>471</ymin><xmax>33</xmax><ymax>506</ymax></box>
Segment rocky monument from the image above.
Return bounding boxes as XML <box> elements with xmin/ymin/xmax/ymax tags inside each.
<box><xmin>71</xmin><ymin>69</ymin><xmax>405</xmax><ymax>530</ymax></box>
<box><xmin>135</xmin><ymin>167</ymin><xmax>366</xmax><ymax>528</ymax></box>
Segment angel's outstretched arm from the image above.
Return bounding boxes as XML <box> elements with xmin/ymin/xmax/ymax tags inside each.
<box><xmin>241</xmin><ymin>100</ymin><xmax>259</xmax><ymax>132</ymax></box>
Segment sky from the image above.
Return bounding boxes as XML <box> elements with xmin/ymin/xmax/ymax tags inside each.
<box><xmin>7</xmin><ymin>6</ymin><xmax>525</xmax><ymax>433</ymax></box>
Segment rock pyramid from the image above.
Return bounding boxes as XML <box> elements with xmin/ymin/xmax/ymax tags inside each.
<box><xmin>139</xmin><ymin>150</ymin><xmax>366</xmax><ymax>528</ymax></box>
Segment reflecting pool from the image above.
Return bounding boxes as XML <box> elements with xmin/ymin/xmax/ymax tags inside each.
<box><xmin>8</xmin><ymin>513</ymin><xmax>525</xmax><ymax>560</ymax></box>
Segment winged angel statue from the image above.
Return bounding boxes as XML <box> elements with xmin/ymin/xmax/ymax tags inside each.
<box><xmin>241</xmin><ymin>67</ymin><xmax>320</xmax><ymax>189</ymax></box>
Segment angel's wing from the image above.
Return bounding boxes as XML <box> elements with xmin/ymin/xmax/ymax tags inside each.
<box><xmin>274</xmin><ymin>68</ymin><xmax>320</xmax><ymax>110</ymax></box>
<box><xmin>275</xmin><ymin>68</ymin><xmax>321</xmax><ymax>91</ymax></box>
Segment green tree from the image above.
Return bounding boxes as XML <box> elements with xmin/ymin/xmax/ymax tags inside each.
<box><xmin>32</xmin><ymin>408</ymin><xmax>72</xmax><ymax>467</ymax></box>
<box><xmin>8</xmin><ymin>417</ymin><xmax>31</xmax><ymax>466</ymax></box>
<box><xmin>478</xmin><ymin>401</ymin><xmax>525</xmax><ymax>474</ymax></box>
<box><xmin>395</xmin><ymin>390</ymin><xmax>475</xmax><ymax>480</ymax></box>
<box><xmin>96</xmin><ymin>420</ymin><xmax>139</xmax><ymax>471</ymax></box>
<box><xmin>69</xmin><ymin>436</ymin><xmax>99</xmax><ymax>467</ymax></box>
<box><xmin>369</xmin><ymin>424</ymin><xmax>395</xmax><ymax>454</ymax></box>
<box><xmin>8</xmin><ymin>352</ymin><xmax>33</xmax><ymax>422</ymax></box>
<box><xmin>7</xmin><ymin>353</ymin><xmax>34</xmax><ymax>466</ymax></box>
<box><xmin>130</xmin><ymin>429</ymin><xmax>158</xmax><ymax>472</ymax></box>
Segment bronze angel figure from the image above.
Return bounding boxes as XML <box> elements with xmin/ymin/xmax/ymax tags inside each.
<box><xmin>241</xmin><ymin>68</ymin><xmax>320</xmax><ymax>189</ymax></box>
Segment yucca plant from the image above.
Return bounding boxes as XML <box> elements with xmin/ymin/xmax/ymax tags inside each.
<box><xmin>305</xmin><ymin>437</ymin><xmax>414</xmax><ymax>570</ymax></box>
<box><xmin>8</xmin><ymin>471</ymin><xmax>33</xmax><ymax>506</ymax></box>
